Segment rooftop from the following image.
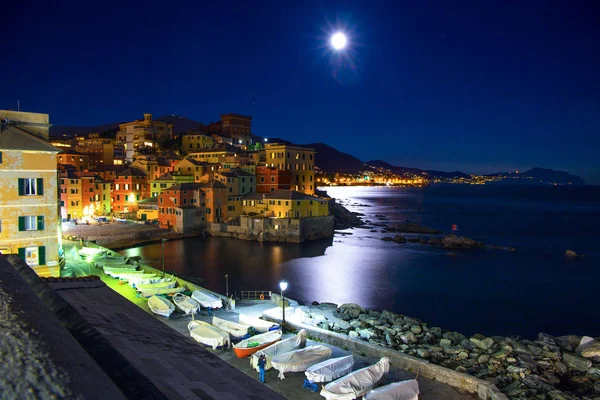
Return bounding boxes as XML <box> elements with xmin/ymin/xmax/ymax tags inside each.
<box><xmin>0</xmin><ymin>124</ymin><xmax>60</xmax><ymax>153</ymax></box>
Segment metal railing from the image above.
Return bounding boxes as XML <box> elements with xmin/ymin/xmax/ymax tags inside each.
<box><xmin>240</xmin><ymin>290</ymin><xmax>272</xmax><ymax>300</ymax></box>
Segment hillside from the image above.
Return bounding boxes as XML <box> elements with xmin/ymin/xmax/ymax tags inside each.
<box><xmin>486</xmin><ymin>168</ymin><xmax>586</xmax><ymax>186</ymax></box>
<box><xmin>302</xmin><ymin>143</ymin><xmax>366</xmax><ymax>174</ymax></box>
<box><xmin>50</xmin><ymin>122</ymin><xmax>122</xmax><ymax>138</ymax></box>
<box><xmin>155</xmin><ymin>115</ymin><xmax>203</xmax><ymax>133</ymax></box>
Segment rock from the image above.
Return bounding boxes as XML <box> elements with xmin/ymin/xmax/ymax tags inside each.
<box><xmin>470</xmin><ymin>337</ymin><xmax>495</xmax><ymax>351</ymax></box>
<box><xmin>384</xmin><ymin>332</ymin><xmax>398</xmax><ymax>348</ymax></box>
<box><xmin>516</xmin><ymin>353</ymin><xmax>538</xmax><ymax>370</ymax></box>
<box><xmin>311</xmin><ymin>301</ymin><xmax>320</xmax><ymax>306</ymax></box>
<box><xmin>522</xmin><ymin>374</ymin><xmax>555</xmax><ymax>392</ymax></box>
<box><xmin>381</xmin><ymin>237</ymin><xmax>393</xmax><ymax>242</ymax></box>
<box><xmin>410</xmin><ymin>325</ymin><xmax>422</xmax><ymax>334</ymax></box>
<box><xmin>528</xmin><ymin>344</ymin><xmax>543</xmax><ymax>356</ymax></box>
<box><xmin>349</xmin><ymin>320</ymin><xmax>362</xmax><ymax>329</ymax></box>
<box><xmin>492</xmin><ymin>345</ymin><xmax>512</xmax><ymax>359</ymax></box>
<box><xmin>460</xmin><ymin>339</ymin><xmax>474</xmax><ymax>351</ymax></box>
<box><xmin>417</xmin><ymin>348</ymin><xmax>430</xmax><ymax>358</ymax></box>
<box><xmin>367</xmin><ymin>310</ymin><xmax>381</xmax><ymax>318</ymax></box>
<box><xmin>430</xmin><ymin>327</ymin><xmax>442</xmax><ymax>337</ymax></box>
<box><xmin>564</xmin><ymin>249</ymin><xmax>578</xmax><ymax>257</ymax></box>
<box><xmin>339</xmin><ymin>303</ymin><xmax>363</xmax><ymax>319</ymax></box>
<box><xmin>568</xmin><ymin>375</ymin><xmax>594</xmax><ymax>395</ymax></box>
<box><xmin>576</xmin><ymin>338</ymin><xmax>600</xmax><ymax>358</ymax></box>
<box><xmin>477</xmin><ymin>354</ymin><xmax>490</xmax><ymax>364</ymax></box>
<box><xmin>455</xmin><ymin>366</ymin><xmax>468</xmax><ymax>373</ymax></box>
<box><xmin>348</xmin><ymin>330</ymin><xmax>359</xmax><ymax>339</ymax></box>
<box><xmin>556</xmin><ymin>335</ymin><xmax>581</xmax><ymax>352</ymax></box>
<box><xmin>379</xmin><ymin>310</ymin><xmax>396</xmax><ymax>323</ymax></box>
<box><xmin>392</xmin><ymin>235</ymin><xmax>407</xmax><ymax>243</ymax></box>
<box><xmin>407</xmin><ymin>237</ymin><xmax>420</xmax><ymax>243</ymax></box>
<box><xmin>358</xmin><ymin>328</ymin><xmax>376</xmax><ymax>340</ymax></box>
<box><xmin>443</xmin><ymin>331</ymin><xmax>466</xmax><ymax>345</ymax></box>
<box><xmin>586</xmin><ymin>367</ymin><xmax>600</xmax><ymax>381</ymax></box>
<box><xmin>443</xmin><ymin>346</ymin><xmax>462</xmax><ymax>355</ymax></box>
<box><xmin>428</xmin><ymin>237</ymin><xmax>442</xmax><ymax>246</ymax></box>
<box><xmin>563</xmin><ymin>352</ymin><xmax>592</xmax><ymax>372</ymax></box>
<box><xmin>333</xmin><ymin>320</ymin><xmax>351</xmax><ymax>332</ymax></box>
<box><xmin>547</xmin><ymin>390</ymin><xmax>580</xmax><ymax>400</ymax></box>
<box><xmin>554</xmin><ymin>361</ymin><xmax>568</xmax><ymax>375</ymax></box>
<box><xmin>400</xmin><ymin>332</ymin><xmax>417</xmax><ymax>344</ymax></box>
<box><xmin>442</xmin><ymin>235</ymin><xmax>484</xmax><ymax>249</ymax></box>
<box><xmin>440</xmin><ymin>338</ymin><xmax>452</xmax><ymax>346</ymax></box>
<box><xmin>458</xmin><ymin>351</ymin><xmax>469</xmax><ymax>360</ymax></box>
<box><xmin>320</xmin><ymin>302</ymin><xmax>339</xmax><ymax>309</ymax></box>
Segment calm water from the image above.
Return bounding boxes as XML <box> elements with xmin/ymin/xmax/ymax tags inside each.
<box><xmin>122</xmin><ymin>185</ymin><xmax>600</xmax><ymax>339</ymax></box>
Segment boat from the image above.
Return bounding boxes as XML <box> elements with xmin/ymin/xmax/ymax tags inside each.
<box><xmin>115</xmin><ymin>272</ymin><xmax>156</xmax><ymax>280</ymax></box>
<box><xmin>138</xmin><ymin>286</ymin><xmax>184</xmax><ymax>298</ymax></box>
<box><xmin>147</xmin><ymin>295</ymin><xmax>175</xmax><ymax>318</ymax></box>
<box><xmin>135</xmin><ymin>280</ymin><xmax>176</xmax><ymax>291</ymax></box>
<box><xmin>188</xmin><ymin>320</ymin><xmax>230</xmax><ymax>349</ymax></box>
<box><xmin>172</xmin><ymin>293</ymin><xmax>199</xmax><ymax>315</ymax></box>
<box><xmin>250</xmin><ymin>329</ymin><xmax>307</xmax><ymax>371</ymax></box>
<box><xmin>320</xmin><ymin>357</ymin><xmax>390</xmax><ymax>400</ymax></box>
<box><xmin>305</xmin><ymin>355</ymin><xmax>355</xmax><ymax>383</ymax></box>
<box><xmin>191</xmin><ymin>290</ymin><xmax>223</xmax><ymax>309</ymax></box>
<box><xmin>233</xmin><ymin>330</ymin><xmax>282</xmax><ymax>358</ymax></box>
<box><xmin>103</xmin><ymin>266</ymin><xmax>137</xmax><ymax>274</ymax></box>
<box><xmin>212</xmin><ymin>316</ymin><xmax>250</xmax><ymax>340</ymax></box>
<box><xmin>238</xmin><ymin>313</ymin><xmax>279</xmax><ymax>333</ymax></box>
<box><xmin>78</xmin><ymin>247</ymin><xmax>103</xmax><ymax>257</ymax></box>
<box><xmin>128</xmin><ymin>276</ymin><xmax>169</xmax><ymax>286</ymax></box>
<box><xmin>271</xmin><ymin>345</ymin><xmax>332</xmax><ymax>379</ymax></box>
<box><xmin>363</xmin><ymin>379</ymin><xmax>419</xmax><ymax>400</ymax></box>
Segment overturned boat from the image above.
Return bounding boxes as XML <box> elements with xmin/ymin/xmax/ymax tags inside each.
<box><xmin>271</xmin><ymin>345</ymin><xmax>332</xmax><ymax>379</ymax></box>
<box><xmin>135</xmin><ymin>280</ymin><xmax>176</xmax><ymax>291</ymax></box>
<box><xmin>188</xmin><ymin>320</ymin><xmax>230</xmax><ymax>349</ymax></box>
<box><xmin>173</xmin><ymin>293</ymin><xmax>199</xmax><ymax>315</ymax></box>
<box><xmin>191</xmin><ymin>290</ymin><xmax>223</xmax><ymax>309</ymax></box>
<box><xmin>250</xmin><ymin>329</ymin><xmax>307</xmax><ymax>371</ymax></box>
<box><xmin>305</xmin><ymin>355</ymin><xmax>355</xmax><ymax>383</ymax></box>
<box><xmin>212</xmin><ymin>316</ymin><xmax>250</xmax><ymax>340</ymax></box>
<box><xmin>320</xmin><ymin>357</ymin><xmax>390</xmax><ymax>400</ymax></box>
<box><xmin>364</xmin><ymin>379</ymin><xmax>419</xmax><ymax>400</ymax></box>
<box><xmin>238</xmin><ymin>313</ymin><xmax>279</xmax><ymax>333</ymax></box>
<box><xmin>148</xmin><ymin>295</ymin><xmax>175</xmax><ymax>318</ymax></box>
<box><xmin>233</xmin><ymin>330</ymin><xmax>282</xmax><ymax>358</ymax></box>
<box><xmin>138</xmin><ymin>286</ymin><xmax>183</xmax><ymax>298</ymax></box>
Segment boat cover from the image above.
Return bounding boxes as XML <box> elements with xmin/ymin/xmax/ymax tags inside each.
<box><xmin>320</xmin><ymin>357</ymin><xmax>390</xmax><ymax>400</ymax></box>
<box><xmin>191</xmin><ymin>290</ymin><xmax>223</xmax><ymax>308</ymax></box>
<box><xmin>271</xmin><ymin>345</ymin><xmax>332</xmax><ymax>379</ymax></box>
<box><xmin>305</xmin><ymin>355</ymin><xmax>355</xmax><ymax>383</ymax></box>
<box><xmin>364</xmin><ymin>380</ymin><xmax>419</xmax><ymax>400</ymax></box>
<box><xmin>139</xmin><ymin>286</ymin><xmax>183</xmax><ymax>298</ymax></box>
<box><xmin>136</xmin><ymin>280</ymin><xmax>176</xmax><ymax>291</ymax></box>
<box><xmin>188</xmin><ymin>321</ymin><xmax>230</xmax><ymax>349</ymax></box>
<box><xmin>173</xmin><ymin>293</ymin><xmax>199</xmax><ymax>314</ymax></box>
<box><xmin>212</xmin><ymin>316</ymin><xmax>250</xmax><ymax>339</ymax></box>
<box><xmin>148</xmin><ymin>295</ymin><xmax>174</xmax><ymax>318</ymax></box>
<box><xmin>251</xmin><ymin>329</ymin><xmax>307</xmax><ymax>371</ymax></box>
<box><xmin>239</xmin><ymin>314</ymin><xmax>279</xmax><ymax>332</ymax></box>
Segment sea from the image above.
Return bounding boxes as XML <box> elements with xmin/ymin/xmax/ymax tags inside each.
<box><xmin>121</xmin><ymin>185</ymin><xmax>600</xmax><ymax>339</ymax></box>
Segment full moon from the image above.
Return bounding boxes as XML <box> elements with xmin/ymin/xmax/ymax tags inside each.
<box><xmin>331</xmin><ymin>32</ymin><xmax>347</xmax><ymax>50</ymax></box>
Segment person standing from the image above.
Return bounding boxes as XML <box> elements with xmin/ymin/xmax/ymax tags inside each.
<box><xmin>257</xmin><ymin>354</ymin><xmax>266</xmax><ymax>383</ymax></box>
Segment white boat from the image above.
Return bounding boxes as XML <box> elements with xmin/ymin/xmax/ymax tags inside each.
<box><xmin>188</xmin><ymin>320</ymin><xmax>230</xmax><ymax>349</ymax></box>
<box><xmin>139</xmin><ymin>286</ymin><xmax>184</xmax><ymax>298</ymax></box>
<box><xmin>103</xmin><ymin>266</ymin><xmax>138</xmax><ymax>274</ymax></box>
<box><xmin>238</xmin><ymin>313</ymin><xmax>279</xmax><ymax>333</ymax></box>
<box><xmin>250</xmin><ymin>329</ymin><xmax>307</xmax><ymax>371</ymax></box>
<box><xmin>116</xmin><ymin>272</ymin><xmax>156</xmax><ymax>280</ymax></box>
<box><xmin>212</xmin><ymin>316</ymin><xmax>250</xmax><ymax>340</ymax></box>
<box><xmin>271</xmin><ymin>345</ymin><xmax>332</xmax><ymax>379</ymax></box>
<box><xmin>128</xmin><ymin>276</ymin><xmax>169</xmax><ymax>286</ymax></box>
<box><xmin>320</xmin><ymin>357</ymin><xmax>390</xmax><ymax>400</ymax></box>
<box><xmin>306</xmin><ymin>355</ymin><xmax>355</xmax><ymax>383</ymax></box>
<box><xmin>191</xmin><ymin>290</ymin><xmax>223</xmax><ymax>309</ymax></box>
<box><xmin>364</xmin><ymin>380</ymin><xmax>419</xmax><ymax>400</ymax></box>
<box><xmin>148</xmin><ymin>295</ymin><xmax>175</xmax><ymax>318</ymax></box>
<box><xmin>233</xmin><ymin>330</ymin><xmax>282</xmax><ymax>358</ymax></box>
<box><xmin>135</xmin><ymin>280</ymin><xmax>176</xmax><ymax>291</ymax></box>
<box><xmin>172</xmin><ymin>293</ymin><xmax>199</xmax><ymax>315</ymax></box>
<box><xmin>79</xmin><ymin>247</ymin><xmax>103</xmax><ymax>257</ymax></box>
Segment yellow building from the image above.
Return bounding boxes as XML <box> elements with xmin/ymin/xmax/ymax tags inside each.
<box><xmin>264</xmin><ymin>143</ymin><xmax>315</xmax><ymax>194</ymax></box>
<box><xmin>150</xmin><ymin>172</ymin><xmax>195</xmax><ymax>197</ymax></box>
<box><xmin>187</xmin><ymin>143</ymin><xmax>244</xmax><ymax>164</ymax></box>
<box><xmin>116</xmin><ymin>113</ymin><xmax>173</xmax><ymax>161</ymax></box>
<box><xmin>242</xmin><ymin>190</ymin><xmax>328</xmax><ymax>218</ymax></box>
<box><xmin>0</xmin><ymin>114</ymin><xmax>61</xmax><ymax>277</ymax></box>
<box><xmin>182</xmin><ymin>131</ymin><xmax>214</xmax><ymax>152</ymax></box>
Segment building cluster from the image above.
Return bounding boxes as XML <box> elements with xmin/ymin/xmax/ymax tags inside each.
<box><xmin>0</xmin><ymin>110</ymin><xmax>330</xmax><ymax>276</ymax></box>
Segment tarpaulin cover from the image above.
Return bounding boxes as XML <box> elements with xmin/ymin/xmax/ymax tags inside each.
<box><xmin>188</xmin><ymin>321</ymin><xmax>230</xmax><ymax>350</ymax></box>
<box><xmin>251</xmin><ymin>329</ymin><xmax>307</xmax><ymax>371</ymax></box>
<box><xmin>271</xmin><ymin>345</ymin><xmax>332</xmax><ymax>379</ymax></box>
<box><xmin>364</xmin><ymin>380</ymin><xmax>419</xmax><ymax>400</ymax></box>
<box><xmin>305</xmin><ymin>355</ymin><xmax>355</xmax><ymax>383</ymax></box>
<box><xmin>320</xmin><ymin>357</ymin><xmax>390</xmax><ymax>400</ymax></box>
<box><xmin>191</xmin><ymin>290</ymin><xmax>223</xmax><ymax>309</ymax></box>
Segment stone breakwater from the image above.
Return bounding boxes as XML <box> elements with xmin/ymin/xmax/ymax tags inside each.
<box><xmin>306</xmin><ymin>302</ymin><xmax>600</xmax><ymax>400</ymax></box>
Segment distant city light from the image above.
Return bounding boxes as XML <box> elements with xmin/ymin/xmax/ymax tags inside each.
<box><xmin>264</xmin><ymin>138</ymin><xmax>268</xmax><ymax>142</ymax></box>
<box><xmin>331</xmin><ymin>32</ymin><xmax>347</xmax><ymax>50</ymax></box>
<box><xmin>239</xmin><ymin>140</ymin><xmax>243</xmax><ymax>144</ymax></box>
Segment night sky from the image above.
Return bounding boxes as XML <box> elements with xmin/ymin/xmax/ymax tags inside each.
<box><xmin>4</xmin><ymin>1</ymin><xmax>599</xmax><ymax>182</ymax></box>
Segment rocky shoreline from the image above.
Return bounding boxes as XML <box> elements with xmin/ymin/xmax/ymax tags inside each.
<box><xmin>301</xmin><ymin>302</ymin><xmax>600</xmax><ymax>400</ymax></box>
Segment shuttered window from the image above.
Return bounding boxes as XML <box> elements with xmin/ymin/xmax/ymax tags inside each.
<box><xmin>18</xmin><ymin>216</ymin><xmax>44</xmax><ymax>231</ymax></box>
<box><xmin>18</xmin><ymin>178</ymin><xmax>43</xmax><ymax>196</ymax></box>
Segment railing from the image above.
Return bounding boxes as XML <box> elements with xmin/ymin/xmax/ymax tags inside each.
<box><xmin>240</xmin><ymin>290</ymin><xmax>272</xmax><ymax>300</ymax></box>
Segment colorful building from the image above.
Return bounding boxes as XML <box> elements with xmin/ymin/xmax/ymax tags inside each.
<box><xmin>198</xmin><ymin>113</ymin><xmax>252</xmax><ymax>147</ymax></box>
<box><xmin>242</xmin><ymin>190</ymin><xmax>328</xmax><ymax>218</ymax></box>
<box><xmin>214</xmin><ymin>169</ymin><xmax>256</xmax><ymax>196</ymax></box>
<box><xmin>158</xmin><ymin>183</ymin><xmax>205</xmax><ymax>232</ymax></box>
<box><xmin>74</xmin><ymin>134</ymin><xmax>125</xmax><ymax>167</ymax></box>
<box><xmin>137</xmin><ymin>197</ymin><xmax>159</xmax><ymax>221</ymax></box>
<box><xmin>150</xmin><ymin>172</ymin><xmax>194</xmax><ymax>197</ymax></box>
<box><xmin>116</xmin><ymin>113</ymin><xmax>173</xmax><ymax>161</ymax></box>
<box><xmin>256</xmin><ymin>166</ymin><xmax>292</xmax><ymax>193</ymax></box>
<box><xmin>182</xmin><ymin>131</ymin><xmax>214</xmax><ymax>152</ymax></box>
<box><xmin>198</xmin><ymin>180</ymin><xmax>227</xmax><ymax>223</ymax></box>
<box><xmin>59</xmin><ymin>171</ymin><xmax>111</xmax><ymax>220</ymax></box>
<box><xmin>57</xmin><ymin>149</ymin><xmax>89</xmax><ymax>171</ymax></box>
<box><xmin>130</xmin><ymin>155</ymin><xmax>172</xmax><ymax>180</ymax></box>
<box><xmin>264</xmin><ymin>143</ymin><xmax>315</xmax><ymax>194</ymax></box>
<box><xmin>0</xmin><ymin>113</ymin><xmax>61</xmax><ymax>277</ymax></box>
<box><xmin>187</xmin><ymin>143</ymin><xmax>244</xmax><ymax>164</ymax></box>
<box><xmin>112</xmin><ymin>167</ymin><xmax>149</xmax><ymax>215</ymax></box>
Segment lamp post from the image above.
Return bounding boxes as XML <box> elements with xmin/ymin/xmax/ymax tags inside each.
<box><xmin>279</xmin><ymin>280</ymin><xmax>288</xmax><ymax>332</ymax></box>
<box><xmin>161</xmin><ymin>238</ymin><xmax>167</xmax><ymax>278</ymax></box>
<box><xmin>225</xmin><ymin>274</ymin><xmax>229</xmax><ymax>297</ymax></box>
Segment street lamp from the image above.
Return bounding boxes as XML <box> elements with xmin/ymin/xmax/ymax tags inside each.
<box><xmin>264</xmin><ymin>138</ymin><xmax>268</xmax><ymax>142</ymax></box>
<box><xmin>161</xmin><ymin>238</ymin><xmax>167</xmax><ymax>278</ymax></box>
<box><xmin>331</xmin><ymin>32</ymin><xmax>348</xmax><ymax>50</ymax></box>
<box><xmin>225</xmin><ymin>274</ymin><xmax>229</xmax><ymax>297</ymax></box>
<box><xmin>279</xmin><ymin>280</ymin><xmax>288</xmax><ymax>332</ymax></box>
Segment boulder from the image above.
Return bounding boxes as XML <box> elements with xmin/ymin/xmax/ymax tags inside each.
<box><xmin>458</xmin><ymin>351</ymin><xmax>469</xmax><ymax>360</ymax></box>
<box><xmin>333</xmin><ymin>320</ymin><xmax>352</xmax><ymax>332</ymax></box>
<box><xmin>478</xmin><ymin>354</ymin><xmax>490</xmax><ymax>364</ymax></box>
<box><xmin>379</xmin><ymin>310</ymin><xmax>397</xmax><ymax>323</ymax></box>
<box><xmin>563</xmin><ymin>352</ymin><xmax>592</xmax><ymax>372</ymax></box>
<box><xmin>400</xmin><ymin>332</ymin><xmax>417</xmax><ymax>344</ymax></box>
<box><xmin>348</xmin><ymin>330</ymin><xmax>359</xmax><ymax>339</ymax></box>
<box><xmin>428</xmin><ymin>237</ymin><xmax>442</xmax><ymax>246</ymax></box>
<box><xmin>442</xmin><ymin>235</ymin><xmax>484</xmax><ymax>249</ymax></box>
<box><xmin>339</xmin><ymin>303</ymin><xmax>363</xmax><ymax>319</ymax></box>
<box><xmin>564</xmin><ymin>249</ymin><xmax>578</xmax><ymax>257</ymax></box>
<box><xmin>358</xmin><ymin>328</ymin><xmax>376</xmax><ymax>340</ymax></box>
<box><xmin>392</xmin><ymin>235</ymin><xmax>407</xmax><ymax>243</ymax></box>
<box><xmin>470</xmin><ymin>336</ymin><xmax>495</xmax><ymax>351</ymax></box>
<box><xmin>430</xmin><ymin>327</ymin><xmax>442</xmax><ymax>337</ymax></box>
<box><xmin>546</xmin><ymin>390</ymin><xmax>580</xmax><ymax>400</ymax></box>
<box><xmin>381</xmin><ymin>237</ymin><xmax>394</xmax><ymax>242</ymax></box>
<box><xmin>586</xmin><ymin>367</ymin><xmax>600</xmax><ymax>381</ymax></box>
<box><xmin>555</xmin><ymin>335</ymin><xmax>581</xmax><ymax>352</ymax></box>
<box><xmin>440</xmin><ymin>338</ymin><xmax>452</xmax><ymax>346</ymax></box>
<box><xmin>492</xmin><ymin>345</ymin><xmax>512</xmax><ymax>359</ymax></box>
<box><xmin>443</xmin><ymin>331</ymin><xmax>466</xmax><ymax>345</ymax></box>
<box><xmin>576</xmin><ymin>337</ymin><xmax>600</xmax><ymax>358</ymax></box>
<box><xmin>410</xmin><ymin>325</ymin><xmax>422</xmax><ymax>334</ymax></box>
<box><xmin>443</xmin><ymin>346</ymin><xmax>462</xmax><ymax>355</ymax></box>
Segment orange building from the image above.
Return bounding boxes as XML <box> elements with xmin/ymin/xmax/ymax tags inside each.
<box><xmin>158</xmin><ymin>183</ymin><xmax>204</xmax><ymax>231</ymax></box>
<box><xmin>198</xmin><ymin>180</ymin><xmax>227</xmax><ymax>223</ymax></box>
<box><xmin>256</xmin><ymin>166</ymin><xmax>292</xmax><ymax>193</ymax></box>
<box><xmin>57</xmin><ymin>149</ymin><xmax>89</xmax><ymax>171</ymax></box>
<box><xmin>112</xmin><ymin>167</ymin><xmax>149</xmax><ymax>215</ymax></box>
<box><xmin>60</xmin><ymin>171</ymin><xmax>111</xmax><ymax>220</ymax></box>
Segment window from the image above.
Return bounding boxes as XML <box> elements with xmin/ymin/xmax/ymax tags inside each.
<box><xmin>117</xmin><ymin>195</ymin><xmax>121</xmax><ymax>201</ymax></box>
<box><xmin>285</xmin><ymin>201</ymin><xmax>289</xmax><ymax>206</ymax></box>
<box><xmin>19</xmin><ymin>216</ymin><xmax>43</xmax><ymax>231</ymax></box>
<box><xmin>115</xmin><ymin>184</ymin><xmax>120</xmax><ymax>190</ymax></box>
<box><xmin>18</xmin><ymin>178</ymin><xmax>43</xmax><ymax>196</ymax></box>
<box><xmin>60</xmin><ymin>201</ymin><xmax>64</xmax><ymax>207</ymax></box>
<box><xmin>277</xmin><ymin>201</ymin><xmax>281</xmax><ymax>205</ymax></box>
<box><xmin>89</xmin><ymin>188</ymin><xmax>93</xmax><ymax>192</ymax></box>
<box><xmin>271</xmin><ymin>177</ymin><xmax>275</xmax><ymax>183</ymax></box>
<box><xmin>18</xmin><ymin>246</ymin><xmax>45</xmax><ymax>267</ymax></box>
<box><xmin>297</xmin><ymin>201</ymin><xmax>301</xmax><ymax>206</ymax></box>
<box><xmin>125</xmin><ymin>184</ymin><xmax>130</xmax><ymax>190</ymax></box>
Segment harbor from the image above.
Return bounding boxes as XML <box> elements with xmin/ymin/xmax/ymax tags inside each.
<box><xmin>62</xmin><ymin>240</ymin><xmax>478</xmax><ymax>399</ymax></box>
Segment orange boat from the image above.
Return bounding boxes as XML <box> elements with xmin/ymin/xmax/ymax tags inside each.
<box><xmin>233</xmin><ymin>329</ymin><xmax>282</xmax><ymax>358</ymax></box>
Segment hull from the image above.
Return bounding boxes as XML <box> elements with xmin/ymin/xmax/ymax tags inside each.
<box><xmin>173</xmin><ymin>293</ymin><xmax>199</xmax><ymax>315</ymax></box>
<box><xmin>148</xmin><ymin>296</ymin><xmax>175</xmax><ymax>318</ymax></box>
<box><xmin>188</xmin><ymin>320</ymin><xmax>230</xmax><ymax>349</ymax></box>
<box><xmin>238</xmin><ymin>314</ymin><xmax>279</xmax><ymax>333</ymax></box>
<box><xmin>233</xmin><ymin>330</ymin><xmax>282</xmax><ymax>358</ymax></box>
